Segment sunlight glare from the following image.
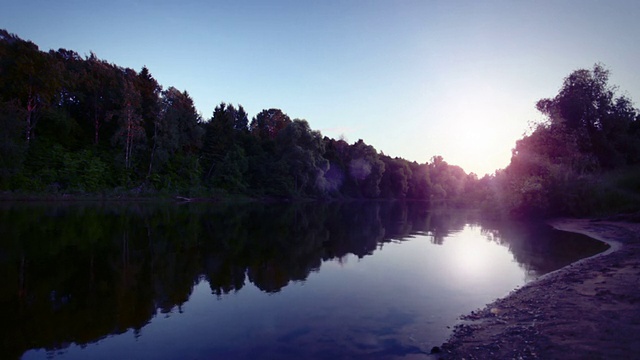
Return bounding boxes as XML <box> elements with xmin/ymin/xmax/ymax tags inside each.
<box><xmin>449</xmin><ymin>226</ymin><xmax>497</xmax><ymax>279</ymax></box>
<box><xmin>437</xmin><ymin>80</ymin><xmax>516</xmax><ymax>175</ymax></box>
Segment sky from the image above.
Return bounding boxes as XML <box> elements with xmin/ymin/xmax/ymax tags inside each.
<box><xmin>2</xmin><ymin>0</ymin><xmax>639</xmax><ymax>175</ymax></box>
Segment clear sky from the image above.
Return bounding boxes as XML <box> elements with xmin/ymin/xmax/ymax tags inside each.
<box><xmin>2</xmin><ymin>0</ymin><xmax>639</xmax><ymax>175</ymax></box>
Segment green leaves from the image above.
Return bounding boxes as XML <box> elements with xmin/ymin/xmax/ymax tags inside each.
<box><xmin>491</xmin><ymin>64</ymin><xmax>640</xmax><ymax>217</ymax></box>
<box><xmin>0</xmin><ymin>28</ymin><xmax>492</xmax><ymax>204</ymax></box>
<box><xmin>534</xmin><ymin>64</ymin><xmax>640</xmax><ymax>169</ymax></box>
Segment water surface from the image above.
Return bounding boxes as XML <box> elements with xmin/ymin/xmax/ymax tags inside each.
<box><xmin>0</xmin><ymin>201</ymin><xmax>607</xmax><ymax>359</ymax></box>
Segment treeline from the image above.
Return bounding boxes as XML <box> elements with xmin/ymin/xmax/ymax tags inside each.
<box><xmin>480</xmin><ymin>64</ymin><xmax>640</xmax><ymax>217</ymax></box>
<box><xmin>0</xmin><ymin>29</ymin><xmax>475</xmax><ymax>203</ymax></box>
<box><xmin>2</xmin><ymin>29</ymin><xmax>639</xmax><ymax>216</ymax></box>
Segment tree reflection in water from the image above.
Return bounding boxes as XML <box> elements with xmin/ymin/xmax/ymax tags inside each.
<box><xmin>0</xmin><ymin>202</ymin><xmax>607</xmax><ymax>359</ymax></box>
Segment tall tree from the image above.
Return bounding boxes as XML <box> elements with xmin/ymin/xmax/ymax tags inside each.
<box><xmin>536</xmin><ymin>64</ymin><xmax>639</xmax><ymax>168</ymax></box>
<box><xmin>321</xmin><ymin>137</ymin><xmax>351</xmax><ymax>196</ymax></box>
<box><xmin>0</xmin><ymin>99</ymin><xmax>26</xmax><ymax>187</ymax></box>
<box><xmin>276</xmin><ymin>119</ymin><xmax>328</xmax><ymax>195</ymax></box>
<box><xmin>406</xmin><ymin>162</ymin><xmax>430</xmax><ymax>200</ymax></box>
<box><xmin>42</xmin><ymin>48</ymin><xmax>86</xmax><ymax>149</ymax></box>
<box><xmin>250</xmin><ymin>108</ymin><xmax>291</xmax><ymax>140</ymax></box>
<box><xmin>135</xmin><ymin>66</ymin><xmax>162</xmax><ymax>176</ymax></box>
<box><xmin>148</xmin><ymin>87</ymin><xmax>202</xmax><ymax>188</ymax></box>
<box><xmin>81</xmin><ymin>53</ymin><xmax>120</xmax><ymax>146</ymax></box>
<box><xmin>428</xmin><ymin>156</ymin><xmax>468</xmax><ymax>204</ymax></box>
<box><xmin>379</xmin><ymin>156</ymin><xmax>411</xmax><ymax>198</ymax></box>
<box><xmin>499</xmin><ymin>64</ymin><xmax>640</xmax><ymax>216</ymax></box>
<box><xmin>112</xmin><ymin>69</ymin><xmax>145</xmax><ymax>172</ymax></box>
<box><xmin>232</xmin><ymin>104</ymin><xmax>249</xmax><ymax>133</ymax></box>
<box><xmin>202</xmin><ymin>103</ymin><xmax>251</xmax><ymax>189</ymax></box>
<box><xmin>0</xmin><ymin>30</ymin><xmax>61</xmax><ymax>145</ymax></box>
<box><xmin>347</xmin><ymin>140</ymin><xmax>385</xmax><ymax>198</ymax></box>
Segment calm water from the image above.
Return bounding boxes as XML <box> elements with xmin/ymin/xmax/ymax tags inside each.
<box><xmin>0</xmin><ymin>201</ymin><xmax>607</xmax><ymax>359</ymax></box>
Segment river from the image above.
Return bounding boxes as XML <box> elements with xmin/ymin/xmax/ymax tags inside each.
<box><xmin>0</xmin><ymin>201</ymin><xmax>607</xmax><ymax>359</ymax></box>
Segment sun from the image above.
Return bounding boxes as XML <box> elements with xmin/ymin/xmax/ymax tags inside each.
<box><xmin>443</xmin><ymin>83</ymin><xmax>515</xmax><ymax>175</ymax></box>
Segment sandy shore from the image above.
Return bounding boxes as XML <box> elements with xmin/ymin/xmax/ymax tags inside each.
<box><xmin>435</xmin><ymin>217</ymin><xmax>640</xmax><ymax>359</ymax></box>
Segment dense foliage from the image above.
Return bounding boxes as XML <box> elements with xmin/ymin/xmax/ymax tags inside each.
<box><xmin>0</xmin><ymin>29</ymin><xmax>475</xmax><ymax>204</ymax></box>
<box><xmin>482</xmin><ymin>64</ymin><xmax>640</xmax><ymax>217</ymax></box>
<box><xmin>1</xmin><ymin>30</ymin><xmax>639</xmax><ymax>216</ymax></box>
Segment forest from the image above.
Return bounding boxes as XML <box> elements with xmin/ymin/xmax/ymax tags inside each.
<box><xmin>1</xmin><ymin>29</ymin><xmax>639</xmax><ymax>217</ymax></box>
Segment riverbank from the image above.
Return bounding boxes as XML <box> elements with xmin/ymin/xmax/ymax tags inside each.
<box><xmin>0</xmin><ymin>189</ymin><xmax>260</xmax><ymax>203</ymax></box>
<box><xmin>436</xmin><ymin>216</ymin><xmax>640</xmax><ymax>359</ymax></box>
